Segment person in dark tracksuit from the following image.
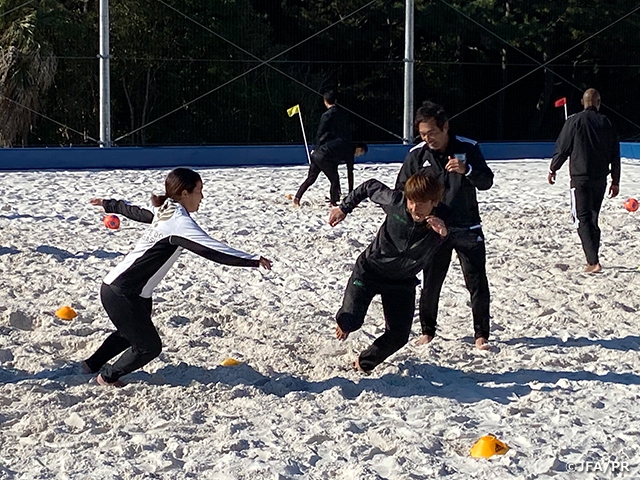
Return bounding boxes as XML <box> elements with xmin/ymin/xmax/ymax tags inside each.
<box><xmin>84</xmin><ymin>168</ymin><xmax>272</xmax><ymax>387</ymax></box>
<box><xmin>395</xmin><ymin>101</ymin><xmax>494</xmax><ymax>350</ymax></box>
<box><xmin>294</xmin><ymin>91</ymin><xmax>358</xmax><ymax>206</ymax></box>
<box><xmin>328</xmin><ymin>172</ymin><xmax>448</xmax><ymax>373</ymax></box>
<box><xmin>548</xmin><ymin>88</ymin><xmax>620</xmax><ymax>274</ymax></box>
<box><xmin>294</xmin><ymin>142</ymin><xmax>368</xmax><ymax>207</ymax></box>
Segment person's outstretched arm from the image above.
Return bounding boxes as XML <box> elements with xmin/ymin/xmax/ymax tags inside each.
<box><xmin>90</xmin><ymin>198</ymin><xmax>154</xmax><ymax>224</ymax></box>
<box><xmin>328</xmin><ymin>179</ymin><xmax>400</xmax><ymax>227</ymax></box>
<box><xmin>169</xmin><ymin>217</ymin><xmax>272</xmax><ymax>269</ymax></box>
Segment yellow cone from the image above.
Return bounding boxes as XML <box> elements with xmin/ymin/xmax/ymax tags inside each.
<box><xmin>221</xmin><ymin>358</ymin><xmax>241</xmax><ymax>367</ymax></box>
<box><xmin>55</xmin><ymin>306</ymin><xmax>77</xmax><ymax>321</ymax></box>
<box><xmin>470</xmin><ymin>435</ymin><xmax>509</xmax><ymax>458</ymax></box>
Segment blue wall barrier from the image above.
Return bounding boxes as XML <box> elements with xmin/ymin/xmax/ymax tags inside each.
<box><xmin>479</xmin><ymin>142</ymin><xmax>554</xmax><ymax>160</ymax></box>
<box><xmin>0</xmin><ymin>142</ymin><xmax>637</xmax><ymax>170</ymax></box>
<box><xmin>622</xmin><ymin>142</ymin><xmax>640</xmax><ymax>160</ymax></box>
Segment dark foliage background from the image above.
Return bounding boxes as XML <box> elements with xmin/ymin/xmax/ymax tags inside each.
<box><xmin>1</xmin><ymin>0</ymin><xmax>639</xmax><ymax>146</ymax></box>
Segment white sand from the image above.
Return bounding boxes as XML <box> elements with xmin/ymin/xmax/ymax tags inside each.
<box><xmin>1</xmin><ymin>159</ymin><xmax>639</xmax><ymax>479</ymax></box>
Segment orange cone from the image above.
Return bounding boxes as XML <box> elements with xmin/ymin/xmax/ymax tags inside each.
<box><xmin>55</xmin><ymin>306</ymin><xmax>77</xmax><ymax>321</ymax></box>
<box><xmin>470</xmin><ymin>435</ymin><xmax>509</xmax><ymax>458</ymax></box>
<box><xmin>221</xmin><ymin>358</ymin><xmax>242</xmax><ymax>367</ymax></box>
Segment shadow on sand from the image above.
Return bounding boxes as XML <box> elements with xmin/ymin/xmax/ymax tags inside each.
<box><xmin>0</xmin><ymin>213</ymin><xmax>65</xmax><ymax>221</ymax></box>
<box><xmin>5</xmin><ymin>356</ymin><xmax>640</xmax><ymax>405</ymax></box>
<box><xmin>35</xmin><ymin>245</ymin><xmax>122</xmax><ymax>261</ymax></box>
<box><xmin>505</xmin><ymin>335</ymin><xmax>640</xmax><ymax>351</ymax></box>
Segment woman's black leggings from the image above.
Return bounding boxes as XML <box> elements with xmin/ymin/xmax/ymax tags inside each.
<box><xmin>84</xmin><ymin>283</ymin><xmax>161</xmax><ymax>382</ymax></box>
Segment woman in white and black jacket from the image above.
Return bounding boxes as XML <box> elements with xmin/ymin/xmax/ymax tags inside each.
<box><xmin>83</xmin><ymin>168</ymin><xmax>272</xmax><ymax>387</ymax></box>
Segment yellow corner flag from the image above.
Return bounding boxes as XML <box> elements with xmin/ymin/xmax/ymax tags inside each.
<box><xmin>287</xmin><ymin>104</ymin><xmax>300</xmax><ymax>117</ymax></box>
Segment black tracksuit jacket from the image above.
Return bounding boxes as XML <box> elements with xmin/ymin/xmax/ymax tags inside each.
<box><xmin>339</xmin><ymin>179</ymin><xmax>445</xmax><ymax>281</ymax></box>
<box><xmin>394</xmin><ymin>134</ymin><xmax>493</xmax><ymax>228</ymax></box>
<box><xmin>550</xmin><ymin>106</ymin><xmax>620</xmax><ymax>186</ymax></box>
<box><xmin>314</xmin><ymin>105</ymin><xmax>352</xmax><ymax>162</ymax></box>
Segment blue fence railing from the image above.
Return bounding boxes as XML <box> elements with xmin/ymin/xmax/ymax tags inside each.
<box><xmin>0</xmin><ymin>142</ymin><xmax>637</xmax><ymax>170</ymax></box>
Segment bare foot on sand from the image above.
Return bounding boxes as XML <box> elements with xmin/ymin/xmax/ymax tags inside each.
<box><xmin>353</xmin><ymin>358</ymin><xmax>370</xmax><ymax>375</ymax></box>
<box><xmin>475</xmin><ymin>337</ymin><xmax>491</xmax><ymax>351</ymax></box>
<box><xmin>415</xmin><ymin>334</ymin><xmax>434</xmax><ymax>345</ymax></box>
<box><xmin>584</xmin><ymin>263</ymin><xmax>602</xmax><ymax>274</ymax></box>
<box><xmin>335</xmin><ymin>325</ymin><xmax>350</xmax><ymax>340</ymax></box>
<box><xmin>97</xmin><ymin>374</ymin><xmax>125</xmax><ymax>388</ymax></box>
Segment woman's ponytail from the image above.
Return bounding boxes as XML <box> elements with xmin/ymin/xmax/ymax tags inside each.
<box><xmin>150</xmin><ymin>168</ymin><xmax>202</xmax><ymax>207</ymax></box>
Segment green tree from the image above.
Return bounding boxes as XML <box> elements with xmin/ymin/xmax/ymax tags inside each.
<box><xmin>2</xmin><ymin>0</ymin><xmax>638</xmax><ymax>145</ymax></box>
<box><xmin>109</xmin><ymin>0</ymin><xmax>276</xmax><ymax>144</ymax></box>
<box><xmin>0</xmin><ymin>0</ymin><xmax>58</xmax><ymax>146</ymax></box>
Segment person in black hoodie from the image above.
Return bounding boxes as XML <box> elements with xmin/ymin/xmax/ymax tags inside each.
<box><xmin>548</xmin><ymin>88</ymin><xmax>621</xmax><ymax>274</ymax></box>
<box><xmin>328</xmin><ymin>172</ymin><xmax>448</xmax><ymax>373</ymax></box>
<box><xmin>395</xmin><ymin>101</ymin><xmax>494</xmax><ymax>350</ymax></box>
<box><xmin>294</xmin><ymin>91</ymin><xmax>357</xmax><ymax>206</ymax></box>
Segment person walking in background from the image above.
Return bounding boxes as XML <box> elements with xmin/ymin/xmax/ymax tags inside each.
<box><xmin>395</xmin><ymin>101</ymin><xmax>494</xmax><ymax>350</ymax></box>
<box><xmin>294</xmin><ymin>91</ymin><xmax>355</xmax><ymax>206</ymax></box>
<box><xmin>84</xmin><ymin>168</ymin><xmax>272</xmax><ymax>387</ymax></box>
<box><xmin>548</xmin><ymin>88</ymin><xmax>620</xmax><ymax>274</ymax></box>
<box><xmin>329</xmin><ymin>172</ymin><xmax>448</xmax><ymax>373</ymax></box>
<box><xmin>294</xmin><ymin>142</ymin><xmax>368</xmax><ymax>207</ymax></box>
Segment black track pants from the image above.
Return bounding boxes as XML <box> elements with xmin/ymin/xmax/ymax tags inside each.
<box><xmin>295</xmin><ymin>154</ymin><xmax>341</xmax><ymax>204</ymax></box>
<box><xmin>85</xmin><ymin>283</ymin><xmax>161</xmax><ymax>382</ymax></box>
<box><xmin>419</xmin><ymin>228</ymin><xmax>491</xmax><ymax>340</ymax></box>
<box><xmin>336</xmin><ymin>271</ymin><xmax>417</xmax><ymax>372</ymax></box>
<box><xmin>571</xmin><ymin>179</ymin><xmax>607</xmax><ymax>265</ymax></box>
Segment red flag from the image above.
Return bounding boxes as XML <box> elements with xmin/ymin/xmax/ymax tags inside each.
<box><xmin>554</xmin><ymin>97</ymin><xmax>567</xmax><ymax>107</ymax></box>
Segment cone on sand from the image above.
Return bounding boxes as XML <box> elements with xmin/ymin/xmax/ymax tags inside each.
<box><xmin>221</xmin><ymin>358</ymin><xmax>242</xmax><ymax>367</ymax></box>
<box><xmin>55</xmin><ymin>306</ymin><xmax>77</xmax><ymax>321</ymax></box>
<box><xmin>470</xmin><ymin>435</ymin><xmax>509</xmax><ymax>458</ymax></box>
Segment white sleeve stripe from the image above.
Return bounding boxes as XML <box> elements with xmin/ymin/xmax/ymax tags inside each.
<box><xmin>175</xmin><ymin>217</ymin><xmax>258</xmax><ymax>260</ymax></box>
<box><xmin>455</xmin><ymin>135</ymin><xmax>478</xmax><ymax>145</ymax></box>
<box><xmin>409</xmin><ymin>141</ymin><xmax>426</xmax><ymax>152</ymax></box>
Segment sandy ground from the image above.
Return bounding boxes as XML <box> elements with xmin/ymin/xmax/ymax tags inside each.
<box><xmin>1</xmin><ymin>159</ymin><xmax>640</xmax><ymax>479</ymax></box>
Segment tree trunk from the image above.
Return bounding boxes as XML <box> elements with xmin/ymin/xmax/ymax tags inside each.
<box><xmin>123</xmin><ymin>78</ymin><xmax>135</xmax><ymax>144</ymax></box>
